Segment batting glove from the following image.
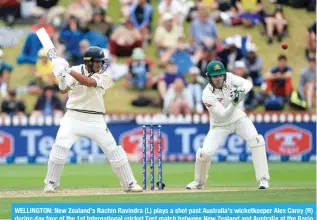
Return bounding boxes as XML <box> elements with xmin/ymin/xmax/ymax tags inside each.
<box><xmin>52</xmin><ymin>58</ymin><xmax>70</xmax><ymax>77</ymax></box>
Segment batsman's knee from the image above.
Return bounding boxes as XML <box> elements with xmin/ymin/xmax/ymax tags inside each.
<box><xmin>49</xmin><ymin>144</ymin><xmax>69</xmax><ymax>164</ymax></box>
<box><xmin>247</xmin><ymin>135</ymin><xmax>265</xmax><ymax>148</ymax></box>
<box><xmin>196</xmin><ymin>148</ymin><xmax>212</xmax><ymax>162</ymax></box>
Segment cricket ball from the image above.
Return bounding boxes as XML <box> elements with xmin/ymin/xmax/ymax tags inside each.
<box><xmin>281</xmin><ymin>43</ymin><xmax>288</xmax><ymax>50</ymax></box>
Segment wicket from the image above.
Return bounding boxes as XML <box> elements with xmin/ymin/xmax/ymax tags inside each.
<box><xmin>142</xmin><ymin>125</ymin><xmax>164</xmax><ymax>191</ymax></box>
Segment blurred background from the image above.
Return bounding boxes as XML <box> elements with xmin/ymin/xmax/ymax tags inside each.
<box><xmin>0</xmin><ymin>0</ymin><xmax>316</xmax><ymax>116</ymax></box>
<box><xmin>0</xmin><ymin>0</ymin><xmax>316</xmax><ymax>164</ymax></box>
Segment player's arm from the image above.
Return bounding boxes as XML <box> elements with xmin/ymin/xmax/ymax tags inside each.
<box><xmin>56</xmin><ymin>69</ymin><xmax>76</xmax><ymax>93</ymax></box>
<box><xmin>52</xmin><ymin>58</ymin><xmax>97</xmax><ymax>88</ymax></box>
<box><xmin>69</xmin><ymin>71</ymin><xmax>97</xmax><ymax>87</ymax></box>
<box><xmin>53</xmin><ymin>58</ymin><xmax>112</xmax><ymax>90</ymax></box>
<box><xmin>56</xmin><ymin>72</ymin><xmax>71</xmax><ymax>93</ymax></box>
<box><xmin>91</xmin><ymin>73</ymin><xmax>113</xmax><ymax>90</ymax></box>
<box><xmin>228</xmin><ymin>72</ymin><xmax>253</xmax><ymax>94</ymax></box>
<box><xmin>58</xmin><ymin>75</ymin><xmax>74</xmax><ymax>94</ymax></box>
<box><xmin>68</xmin><ymin>70</ymin><xmax>113</xmax><ymax>89</ymax></box>
<box><xmin>202</xmin><ymin>94</ymin><xmax>236</xmax><ymax>118</ymax></box>
<box><xmin>58</xmin><ymin>72</ymin><xmax>100</xmax><ymax>92</ymax></box>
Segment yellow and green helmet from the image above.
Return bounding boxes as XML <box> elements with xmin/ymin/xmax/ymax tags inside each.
<box><xmin>206</xmin><ymin>60</ymin><xmax>226</xmax><ymax>77</ymax></box>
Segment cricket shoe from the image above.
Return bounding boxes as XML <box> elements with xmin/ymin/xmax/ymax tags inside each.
<box><xmin>258</xmin><ymin>178</ymin><xmax>269</xmax><ymax>189</ymax></box>
<box><xmin>124</xmin><ymin>182</ymin><xmax>143</xmax><ymax>193</ymax></box>
<box><xmin>186</xmin><ymin>180</ymin><xmax>204</xmax><ymax>190</ymax></box>
<box><xmin>44</xmin><ymin>181</ymin><xmax>59</xmax><ymax>193</ymax></box>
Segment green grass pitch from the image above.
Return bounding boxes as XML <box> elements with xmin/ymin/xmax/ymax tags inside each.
<box><xmin>0</xmin><ymin>162</ymin><xmax>315</xmax><ymax>218</ymax></box>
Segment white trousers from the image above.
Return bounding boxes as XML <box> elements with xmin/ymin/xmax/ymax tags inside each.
<box><xmin>203</xmin><ymin>116</ymin><xmax>258</xmax><ymax>155</ymax></box>
<box><xmin>45</xmin><ymin>110</ymin><xmax>139</xmax><ymax>189</ymax></box>
<box><xmin>55</xmin><ymin>110</ymin><xmax>117</xmax><ymax>154</ymax></box>
<box><xmin>194</xmin><ymin>116</ymin><xmax>270</xmax><ymax>183</ymax></box>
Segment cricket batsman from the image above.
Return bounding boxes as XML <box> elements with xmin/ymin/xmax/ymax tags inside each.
<box><xmin>44</xmin><ymin>46</ymin><xmax>143</xmax><ymax>193</ymax></box>
<box><xmin>186</xmin><ymin>60</ymin><xmax>270</xmax><ymax>190</ymax></box>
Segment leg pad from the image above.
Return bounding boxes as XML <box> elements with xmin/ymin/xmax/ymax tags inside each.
<box><xmin>107</xmin><ymin>146</ymin><xmax>137</xmax><ymax>189</ymax></box>
<box><xmin>194</xmin><ymin>148</ymin><xmax>211</xmax><ymax>185</ymax></box>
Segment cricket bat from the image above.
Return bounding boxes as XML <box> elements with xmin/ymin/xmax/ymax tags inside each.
<box><xmin>36</xmin><ymin>27</ymin><xmax>58</xmax><ymax>61</ymax></box>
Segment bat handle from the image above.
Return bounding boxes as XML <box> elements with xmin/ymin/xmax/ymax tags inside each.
<box><xmin>47</xmin><ymin>48</ymin><xmax>58</xmax><ymax>61</ymax></box>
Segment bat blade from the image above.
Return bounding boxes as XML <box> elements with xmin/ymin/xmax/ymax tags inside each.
<box><xmin>36</xmin><ymin>27</ymin><xmax>58</xmax><ymax>61</ymax></box>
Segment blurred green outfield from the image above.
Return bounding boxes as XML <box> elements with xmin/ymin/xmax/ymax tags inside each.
<box><xmin>0</xmin><ymin>163</ymin><xmax>315</xmax><ymax>218</ymax></box>
<box><xmin>1</xmin><ymin>0</ymin><xmax>315</xmax><ymax>113</ymax></box>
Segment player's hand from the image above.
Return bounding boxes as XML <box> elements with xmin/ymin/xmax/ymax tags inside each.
<box><xmin>229</xmin><ymin>87</ymin><xmax>245</xmax><ymax>105</ymax></box>
<box><xmin>57</xmin><ymin>67</ymin><xmax>71</xmax><ymax>82</ymax></box>
<box><xmin>52</xmin><ymin>58</ymin><xmax>69</xmax><ymax>77</ymax></box>
<box><xmin>56</xmin><ymin>70</ymin><xmax>66</xmax><ymax>81</ymax></box>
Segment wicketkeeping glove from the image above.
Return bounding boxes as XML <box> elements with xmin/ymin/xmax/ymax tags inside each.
<box><xmin>229</xmin><ymin>87</ymin><xmax>245</xmax><ymax>105</ymax></box>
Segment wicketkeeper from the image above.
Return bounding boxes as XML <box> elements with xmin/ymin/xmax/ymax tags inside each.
<box><xmin>186</xmin><ymin>60</ymin><xmax>270</xmax><ymax>190</ymax></box>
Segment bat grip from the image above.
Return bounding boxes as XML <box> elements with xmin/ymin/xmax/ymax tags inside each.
<box><xmin>47</xmin><ymin>48</ymin><xmax>58</xmax><ymax>61</ymax></box>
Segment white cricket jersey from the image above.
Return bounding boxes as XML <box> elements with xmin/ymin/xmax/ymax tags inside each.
<box><xmin>202</xmin><ymin>72</ymin><xmax>253</xmax><ymax>127</ymax></box>
<box><xmin>64</xmin><ymin>64</ymin><xmax>113</xmax><ymax>114</ymax></box>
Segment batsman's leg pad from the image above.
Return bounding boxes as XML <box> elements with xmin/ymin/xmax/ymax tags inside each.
<box><xmin>107</xmin><ymin>146</ymin><xmax>137</xmax><ymax>189</ymax></box>
<box><xmin>44</xmin><ymin>144</ymin><xmax>69</xmax><ymax>185</ymax></box>
<box><xmin>247</xmin><ymin>135</ymin><xmax>270</xmax><ymax>181</ymax></box>
<box><xmin>194</xmin><ymin>148</ymin><xmax>211</xmax><ymax>185</ymax></box>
